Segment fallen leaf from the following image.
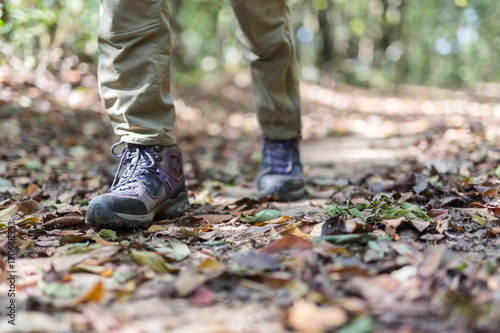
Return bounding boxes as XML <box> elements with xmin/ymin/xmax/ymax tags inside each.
<box><xmin>35</xmin><ymin>239</ymin><xmax>61</xmax><ymax>247</ymax></box>
<box><xmin>148</xmin><ymin>225</ymin><xmax>168</xmax><ymax>232</ymax></box>
<box><xmin>458</xmin><ymin>208</ymin><xmax>498</xmax><ymax>225</ymax></box>
<box><xmin>426</xmin><ymin>208</ymin><xmax>448</xmax><ymax>220</ymax></box>
<box><xmin>280</xmin><ymin>227</ymin><xmax>312</xmax><ymax>240</ymax></box>
<box><xmin>43</xmin><ymin>264</ymin><xmax>71</xmax><ymax>283</ymax></box>
<box><xmin>38</xmin><ymin>280</ymin><xmax>79</xmax><ymax>299</ymax></box>
<box><xmin>241</xmin><ymin>209</ymin><xmax>281</xmax><ymax>223</ymax></box>
<box><xmin>179</xmin><ymin>227</ymin><xmax>202</xmax><ymax>239</ymax></box>
<box><xmin>482</xmin><ymin>188</ymin><xmax>498</xmax><ymax>198</ymax></box>
<box><xmin>234</xmin><ymin>252</ymin><xmax>280</xmax><ymax>271</ymax></box>
<box><xmin>189</xmin><ymin>285</ymin><xmax>215</xmax><ymax>306</ymax></box>
<box><xmin>191</xmin><ymin>189</ymin><xmax>211</xmax><ymax>205</ymax></box>
<box><xmin>197</xmin><ymin>257</ymin><xmax>224</xmax><ymax>274</ymax></box>
<box><xmin>436</xmin><ymin>218</ymin><xmax>449</xmax><ymax>234</ymax></box>
<box><xmin>0</xmin><ymin>204</ymin><xmax>18</xmax><ymax>222</ymax></box>
<box><xmin>16</xmin><ymin>237</ymin><xmax>35</xmax><ymax>250</ymax></box>
<box><xmin>98</xmin><ymin>229</ymin><xmax>117</xmax><ymax>241</ymax></box>
<box><xmin>62</xmin><ymin>234</ymin><xmax>90</xmax><ymax>243</ymax></box>
<box><xmin>16</xmin><ymin>199</ymin><xmax>41</xmax><ymax>215</ymax></box>
<box><xmin>175</xmin><ymin>272</ymin><xmax>206</xmax><ymax>297</ymax></box>
<box><xmin>287</xmin><ymin>299</ymin><xmax>347</xmax><ymax>333</ymax></box>
<box><xmin>22</xmin><ymin>183</ymin><xmax>42</xmax><ymax>197</ymax></box>
<box><xmin>72</xmin><ymin>280</ymin><xmax>104</xmax><ymax>305</ymax></box>
<box><xmin>263</xmin><ymin>226</ymin><xmax>280</xmax><ymax>242</ymax></box>
<box><xmin>156</xmin><ymin>240</ymin><xmax>191</xmax><ymax>261</ymax></box>
<box><xmin>91</xmin><ymin>235</ymin><xmax>114</xmax><ymax>246</ymax></box>
<box><xmin>408</xmin><ymin>219</ymin><xmax>431</xmax><ymax>232</ymax></box>
<box><xmin>420</xmin><ymin>245</ymin><xmax>447</xmax><ymax>278</ymax></box>
<box><xmin>196</xmin><ymin>214</ymin><xmax>233</xmax><ymax>224</ymax></box>
<box><xmin>382</xmin><ymin>217</ymin><xmax>404</xmax><ymax>236</ymax></box>
<box><xmin>261</xmin><ymin>236</ymin><xmax>312</xmax><ymax>254</ymax></box>
<box><xmin>175</xmin><ymin>216</ymin><xmax>204</xmax><ymax>227</ymax></box>
<box><xmin>314</xmin><ymin>233</ymin><xmax>377</xmax><ymax>245</ymax></box>
<box><xmin>130</xmin><ymin>250</ymin><xmax>175</xmax><ymax>272</ymax></box>
<box><xmin>43</xmin><ymin>215</ymin><xmax>85</xmax><ymax>229</ymax></box>
<box><xmin>70</xmin><ymin>264</ymin><xmax>108</xmax><ymax>275</ymax></box>
<box><xmin>321</xmin><ymin>215</ymin><xmax>348</xmax><ymax>236</ymax></box>
<box><xmin>16</xmin><ymin>216</ymin><xmax>40</xmax><ymax>227</ymax></box>
<box><xmin>345</xmin><ymin>218</ymin><xmax>373</xmax><ymax>233</ymax></box>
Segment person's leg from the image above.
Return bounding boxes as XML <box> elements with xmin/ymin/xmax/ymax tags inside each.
<box><xmin>229</xmin><ymin>0</ymin><xmax>301</xmax><ymax>140</ymax></box>
<box><xmin>229</xmin><ymin>0</ymin><xmax>305</xmax><ymax>201</ymax></box>
<box><xmin>98</xmin><ymin>0</ymin><xmax>175</xmax><ymax>145</ymax></box>
<box><xmin>86</xmin><ymin>0</ymin><xmax>188</xmax><ymax>228</ymax></box>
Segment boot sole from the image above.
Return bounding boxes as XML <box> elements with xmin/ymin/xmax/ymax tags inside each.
<box><xmin>258</xmin><ymin>185</ymin><xmax>306</xmax><ymax>202</ymax></box>
<box><xmin>85</xmin><ymin>190</ymin><xmax>190</xmax><ymax>229</ymax></box>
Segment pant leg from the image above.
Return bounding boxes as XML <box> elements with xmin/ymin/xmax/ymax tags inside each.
<box><xmin>98</xmin><ymin>0</ymin><xmax>176</xmax><ymax>146</ymax></box>
<box><xmin>229</xmin><ymin>0</ymin><xmax>301</xmax><ymax>140</ymax></box>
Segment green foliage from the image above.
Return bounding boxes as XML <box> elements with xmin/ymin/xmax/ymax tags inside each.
<box><xmin>97</xmin><ymin>229</ymin><xmax>116</xmax><ymax>241</ymax></box>
<box><xmin>1</xmin><ymin>0</ymin><xmax>499</xmax><ymax>90</ymax></box>
<box><xmin>325</xmin><ymin>196</ymin><xmax>434</xmax><ymax>222</ymax></box>
<box><xmin>241</xmin><ymin>209</ymin><xmax>282</xmax><ymax>223</ymax></box>
<box><xmin>0</xmin><ymin>0</ymin><xmax>99</xmax><ymax>67</ymax></box>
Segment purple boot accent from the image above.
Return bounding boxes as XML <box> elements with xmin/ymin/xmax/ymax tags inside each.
<box><xmin>86</xmin><ymin>142</ymin><xmax>189</xmax><ymax>228</ymax></box>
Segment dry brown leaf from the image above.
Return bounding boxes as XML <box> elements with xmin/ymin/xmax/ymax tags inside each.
<box><xmin>91</xmin><ymin>235</ymin><xmax>114</xmax><ymax>246</ymax></box>
<box><xmin>420</xmin><ymin>245</ymin><xmax>447</xmax><ymax>278</ymax></box>
<box><xmin>280</xmin><ymin>227</ymin><xmax>312</xmax><ymax>240</ymax></box>
<box><xmin>72</xmin><ymin>280</ymin><xmax>104</xmax><ymax>305</ymax></box>
<box><xmin>196</xmin><ymin>214</ymin><xmax>233</xmax><ymax>224</ymax></box>
<box><xmin>382</xmin><ymin>217</ymin><xmax>404</xmax><ymax>236</ymax></box>
<box><xmin>408</xmin><ymin>219</ymin><xmax>431</xmax><ymax>232</ymax></box>
<box><xmin>261</xmin><ymin>236</ymin><xmax>312</xmax><ymax>254</ymax></box>
<box><xmin>15</xmin><ymin>237</ymin><xmax>35</xmax><ymax>250</ymax></box>
<box><xmin>16</xmin><ymin>199</ymin><xmax>40</xmax><ymax>215</ymax></box>
<box><xmin>43</xmin><ymin>216</ymin><xmax>85</xmax><ymax>229</ymax></box>
<box><xmin>436</xmin><ymin>218</ymin><xmax>450</xmax><ymax>234</ymax></box>
<box><xmin>22</xmin><ymin>183</ymin><xmax>42</xmax><ymax>197</ymax></box>
<box><xmin>287</xmin><ymin>299</ymin><xmax>347</xmax><ymax>333</ymax></box>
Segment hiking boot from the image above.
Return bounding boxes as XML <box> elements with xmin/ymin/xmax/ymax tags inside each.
<box><xmin>256</xmin><ymin>138</ymin><xmax>305</xmax><ymax>201</ymax></box>
<box><xmin>86</xmin><ymin>142</ymin><xmax>189</xmax><ymax>228</ymax></box>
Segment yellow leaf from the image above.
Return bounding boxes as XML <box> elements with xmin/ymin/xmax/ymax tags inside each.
<box><xmin>101</xmin><ymin>268</ymin><xmax>114</xmax><ymax>277</ymax></box>
<box><xmin>197</xmin><ymin>258</ymin><xmax>223</xmax><ymax>274</ymax></box>
<box><xmin>130</xmin><ymin>250</ymin><xmax>174</xmax><ymax>272</ymax></box>
<box><xmin>72</xmin><ymin>280</ymin><xmax>104</xmax><ymax>305</ymax></box>
<box><xmin>280</xmin><ymin>227</ymin><xmax>312</xmax><ymax>240</ymax></box>
<box><xmin>471</xmin><ymin>213</ymin><xmax>487</xmax><ymax>226</ymax></box>
<box><xmin>269</xmin><ymin>226</ymin><xmax>282</xmax><ymax>241</ymax></box>
<box><xmin>148</xmin><ymin>225</ymin><xmax>168</xmax><ymax>232</ymax></box>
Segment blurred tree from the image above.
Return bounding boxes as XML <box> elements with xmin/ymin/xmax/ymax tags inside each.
<box><xmin>1</xmin><ymin>0</ymin><xmax>499</xmax><ymax>92</ymax></box>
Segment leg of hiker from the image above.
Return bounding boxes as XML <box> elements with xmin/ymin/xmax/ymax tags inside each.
<box><xmin>86</xmin><ymin>0</ymin><xmax>188</xmax><ymax>228</ymax></box>
<box><xmin>229</xmin><ymin>0</ymin><xmax>305</xmax><ymax>200</ymax></box>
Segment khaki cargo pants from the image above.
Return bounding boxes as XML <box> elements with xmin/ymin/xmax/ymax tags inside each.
<box><xmin>98</xmin><ymin>0</ymin><xmax>301</xmax><ymax>145</ymax></box>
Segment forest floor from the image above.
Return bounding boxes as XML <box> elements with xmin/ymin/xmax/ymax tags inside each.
<box><xmin>1</xmin><ymin>68</ymin><xmax>500</xmax><ymax>332</ymax></box>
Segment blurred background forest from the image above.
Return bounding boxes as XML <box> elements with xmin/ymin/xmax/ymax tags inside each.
<box><xmin>1</xmin><ymin>0</ymin><xmax>500</xmax><ymax>93</ymax></box>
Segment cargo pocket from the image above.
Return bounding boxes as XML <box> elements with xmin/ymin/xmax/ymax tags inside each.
<box><xmin>98</xmin><ymin>0</ymin><xmax>161</xmax><ymax>41</ymax></box>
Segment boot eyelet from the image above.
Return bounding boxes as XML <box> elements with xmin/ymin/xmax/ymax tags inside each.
<box><xmin>154</xmin><ymin>145</ymin><xmax>163</xmax><ymax>152</ymax></box>
<box><xmin>155</xmin><ymin>155</ymin><xmax>163</xmax><ymax>162</ymax></box>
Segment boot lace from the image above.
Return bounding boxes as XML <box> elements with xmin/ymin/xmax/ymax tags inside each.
<box><xmin>110</xmin><ymin>142</ymin><xmax>160</xmax><ymax>190</ymax></box>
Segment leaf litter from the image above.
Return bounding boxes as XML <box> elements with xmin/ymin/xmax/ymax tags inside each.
<box><xmin>1</xmin><ymin>77</ymin><xmax>500</xmax><ymax>332</ymax></box>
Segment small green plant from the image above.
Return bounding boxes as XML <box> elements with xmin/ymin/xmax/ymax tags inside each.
<box><xmin>324</xmin><ymin>196</ymin><xmax>434</xmax><ymax>223</ymax></box>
